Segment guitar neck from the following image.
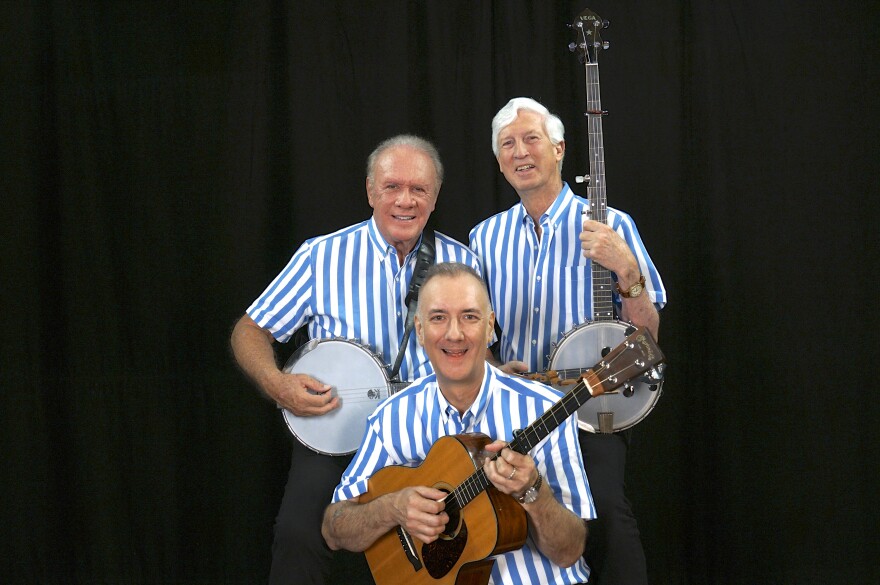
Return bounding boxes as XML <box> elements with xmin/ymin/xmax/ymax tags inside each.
<box><xmin>446</xmin><ymin>374</ymin><xmax>597</xmax><ymax>514</ymax></box>
<box><xmin>445</xmin><ymin>326</ymin><xmax>663</xmax><ymax>514</ymax></box>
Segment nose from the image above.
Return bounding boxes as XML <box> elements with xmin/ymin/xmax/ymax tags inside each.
<box><xmin>395</xmin><ymin>188</ymin><xmax>416</xmax><ymax>206</ymax></box>
<box><xmin>445</xmin><ymin>318</ymin><xmax>464</xmax><ymax>341</ymax></box>
<box><xmin>512</xmin><ymin>139</ymin><xmax>528</xmax><ymax>158</ymax></box>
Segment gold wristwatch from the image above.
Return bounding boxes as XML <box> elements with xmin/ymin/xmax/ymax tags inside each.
<box><xmin>616</xmin><ymin>274</ymin><xmax>646</xmax><ymax>298</ymax></box>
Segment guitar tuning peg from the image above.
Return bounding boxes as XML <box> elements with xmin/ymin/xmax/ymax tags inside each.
<box><xmin>601</xmin><ymin>19</ymin><xmax>610</xmax><ymax>29</ymax></box>
<box><xmin>602</xmin><ymin>41</ymin><xmax>610</xmax><ymax>50</ymax></box>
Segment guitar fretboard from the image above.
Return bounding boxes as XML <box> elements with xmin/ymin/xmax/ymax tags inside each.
<box><xmin>442</xmin><ymin>326</ymin><xmax>662</xmax><ymax>515</ymax></box>
<box><xmin>444</xmin><ymin>375</ymin><xmax>595</xmax><ymax>514</ymax></box>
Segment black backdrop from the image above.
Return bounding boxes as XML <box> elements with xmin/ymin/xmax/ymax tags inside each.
<box><xmin>3</xmin><ymin>1</ymin><xmax>878</xmax><ymax>584</ymax></box>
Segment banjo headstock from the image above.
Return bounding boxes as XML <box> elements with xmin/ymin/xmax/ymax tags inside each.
<box><xmin>569</xmin><ymin>8</ymin><xmax>610</xmax><ymax>65</ymax></box>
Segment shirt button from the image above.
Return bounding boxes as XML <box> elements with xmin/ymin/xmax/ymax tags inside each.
<box><xmin>531</xmin><ymin>340</ymin><xmax>537</xmax><ymax>345</ymax></box>
<box><xmin>534</xmin><ymin>307</ymin><xmax>539</xmax><ymax>313</ymax></box>
<box><xmin>536</xmin><ymin>275</ymin><xmax>542</xmax><ymax>281</ymax></box>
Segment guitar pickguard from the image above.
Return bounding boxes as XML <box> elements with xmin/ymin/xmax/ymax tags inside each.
<box><xmin>422</xmin><ymin>519</ymin><xmax>468</xmax><ymax>579</ymax></box>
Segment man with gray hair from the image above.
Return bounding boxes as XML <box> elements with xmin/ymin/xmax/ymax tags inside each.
<box><xmin>470</xmin><ymin>97</ymin><xmax>667</xmax><ymax>584</ymax></box>
<box><xmin>322</xmin><ymin>262</ymin><xmax>595</xmax><ymax>585</ymax></box>
<box><xmin>232</xmin><ymin>135</ymin><xmax>480</xmax><ymax>584</ymax></box>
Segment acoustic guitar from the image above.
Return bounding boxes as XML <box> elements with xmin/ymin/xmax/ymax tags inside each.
<box><xmin>361</xmin><ymin>327</ymin><xmax>665</xmax><ymax>585</ymax></box>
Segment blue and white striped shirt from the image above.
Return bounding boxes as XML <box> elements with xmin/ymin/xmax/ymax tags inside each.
<box><xmin>469</xmin><ymin>183</ymin><xmax>666</xmax><ymax>371</ymax></box>
<box><xmin>247</xmin><ymin>218</ymin><xmax>481</xmax><ymax>381</ymax></box>
<box><xmin>333</xmin><ymin>364</ymin><xmax>595</xmax><ymax>584</ymax></box>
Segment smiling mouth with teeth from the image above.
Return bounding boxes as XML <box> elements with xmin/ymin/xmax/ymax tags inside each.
<box><xmin>516</xmin><ymin>164</ymin><xmax>535</xmax><ymax>171</ymax></box>
<box><xmin>443</xmin><ymin>348</ymin><xmax>467</xmax><ymax>356</ymax></box>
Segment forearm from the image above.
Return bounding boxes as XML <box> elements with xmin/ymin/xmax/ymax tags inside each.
<box><xmin>523</xmin><ymin>483</ymin><xmax>587</xmax><ymax>567</ymax></box>
<box><xmin>322</xmin><ymin>497</ymin><xmax>399</xmax><ymax>552</ymax></box>
<box><xmin>619</xmin><ymin>295</ymin><xmax>660</xmax><ymax>340</ymax></box>
<box><xmin>230</xmin><ymin>314</ymin><xmax>283</xmax><ymax>397</ymax></box>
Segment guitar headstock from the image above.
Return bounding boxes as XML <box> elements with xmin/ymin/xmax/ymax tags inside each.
<box><xmin>585</xmin><ymin>326</ymin><xmax>665</xmax><ymax>396</ymax></box>
<box><xmin>569</xmin><ymin>8</ymin><xmax>609</xmax><ymax>65</ymax></box>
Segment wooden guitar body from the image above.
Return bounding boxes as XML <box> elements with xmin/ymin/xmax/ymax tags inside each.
<box><xmin>361</xmin><ymin>326</ymin><xmax>665</xmax><ymax>585</ymax></box>
<box><xmin>361</xmin><ymin>433</ymin><xmax>527</xmax><ymax>585</ymax></box>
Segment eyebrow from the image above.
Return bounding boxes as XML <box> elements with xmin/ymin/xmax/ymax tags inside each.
<box><xmin>426</xmin><ymin>307</ymin><xmax>483</xmax><ymax>314</ymax></box>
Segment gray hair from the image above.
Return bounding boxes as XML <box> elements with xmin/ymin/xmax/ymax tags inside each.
<box><xmin>366</xmin><ymin>134</ymin><xmax>444</xmax><ymax>188</ymax></box>
<box><xmin>490</xmin><ymin>97</ymin><xmax>566</xmax><ymax>167</ymax></box>
<box><xmin>416</xmin><ymin>262</ymin><xmax>490</xmax><ymax>315</ymax></box>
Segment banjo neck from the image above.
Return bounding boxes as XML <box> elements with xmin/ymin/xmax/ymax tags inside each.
<box><xmin>577</xmin><ymin>10</ymin><xmax>615</xmax><ymax>323</ymax></box>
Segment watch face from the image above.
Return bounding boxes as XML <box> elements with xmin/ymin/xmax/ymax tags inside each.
<box><xmin>520</xmin><ymin>487</ymin><xmax>538</xmax><ymax>504</ymax></box>
<box><xmin>630</xmin><ymin>283</ymin><xmax>643</xmax><ymax>297</ymax></box>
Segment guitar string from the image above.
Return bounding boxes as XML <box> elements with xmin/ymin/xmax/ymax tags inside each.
<box><xmin>446</xmin><ymin>357</ymin><xmax>648</xmax><ymax>512</ymax></box>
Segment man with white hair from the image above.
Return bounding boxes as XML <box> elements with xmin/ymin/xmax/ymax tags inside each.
<box><xmin>470</xmin><ymin>97</ymin><xmax>667</xmax><ymax>584</ymax></box>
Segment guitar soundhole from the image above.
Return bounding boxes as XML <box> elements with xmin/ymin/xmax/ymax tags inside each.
<box><xmin>441</xmin><ymin>500</ymin><xmax>462</xmax><ymax>539</ymax></box>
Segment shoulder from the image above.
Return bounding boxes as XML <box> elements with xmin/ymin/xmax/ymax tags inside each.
<box><xmin>433</xmin><ymin>231</ymin><xmax>481</xmax><ymax>266</ymax></box>
<box><xmin>293</xmin><ymin>221</ymin><xmax>371</xmax><ymax>264</ymax></box>
<box><xmin>304</xmin><ymin>220</ymin><xmax>370</xmax><ymax>247</ymax></box>
<box><xmin>488</xmin><ymin>365</ymin><xmax>564</xmax><ymax>405</ymax></box>
<box><xmin>606</xmin><ymin>206</ymin><xmax>638</xmax><ymax>228</ymax></box>
<box><xmin>469</xmin><ymin>204</ymin><xmax>520</xmax><ymax>239</ymax></box>
<box><xmin>370</xmin><ymin>374</ymin><xmax>437</xmax><ymax>418</ymax></box>
<box><xmin>433</xmin><ymin>230</ymin><xmax>469</xmax><ymax>249</ymax></box>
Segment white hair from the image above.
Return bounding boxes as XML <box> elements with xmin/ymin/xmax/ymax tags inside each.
<box><xmin>490</xmin><ymin>98</ymin><xmax>566</xmax><ymax>169</ymax></box>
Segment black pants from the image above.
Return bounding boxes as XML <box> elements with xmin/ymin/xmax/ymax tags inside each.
<box><xmin>579</xmin><ymin>429</ymin><xmax>648</xmax><ymax>585</ymax></box>
<box><xmin>268</xmin><ymin>440</ymin><xmax>374</xmax><ymax>585</ymax></box>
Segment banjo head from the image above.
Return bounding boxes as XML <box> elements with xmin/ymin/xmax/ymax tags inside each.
<box><xmin>281</xmin><ymin>338</ymin><xmax>391</xmax><ymax>455</ymax></box>
<box><xmin>548</xmin><ymin>321</ymin><xmax>663</xmax><ymax>433</ymax></box>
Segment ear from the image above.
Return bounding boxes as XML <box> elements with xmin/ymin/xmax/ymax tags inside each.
<box><xmin>414</xmin><ymin>315</ymin><xmax>425</xmax><ymax>346</ymax></box>
<box><xmin>366</xmin><ymin>177</ymin><xmax>376</xmax><ymax>208</ymax></box>
<box><xmin>554</xmin><ymin>140</ymin><xmax>565</xmax><ymax>162</ymax></box>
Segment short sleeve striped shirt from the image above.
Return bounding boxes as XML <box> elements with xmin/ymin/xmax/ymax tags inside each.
<box><xmin>332</xmin><ymin>364</ymin><xmax>595</xmax><ymax>584</ymax></box>
<box><xmin>247</xmin><ymin>218</ymin><xmax>481</xmax><ymax>381</ymax></box>
<box><xmin>469</xmin><ymin>183</ymin><xmax>666</xmax><ymax>371</ymax></box>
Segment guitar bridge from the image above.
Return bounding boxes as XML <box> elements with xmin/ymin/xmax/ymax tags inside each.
<box><xmin>396</xmin><ymin>526</ymin><xmax>423</xmax><ymax>572</ymax></box>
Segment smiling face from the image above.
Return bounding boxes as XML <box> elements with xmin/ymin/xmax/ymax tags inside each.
<box><xmin>496</xmin><ymin>109</ymin><xmax>565</xmax><ymax>202</ymax></box>
<box><xmin>415</xmin><ymin>271</ymin><xmax>494</xmax><ymax>402</ymax></box>
<box><xmin>367</xmin><ymin>145</ymin><xmax>439</xmax><ymax>262</ymax></box>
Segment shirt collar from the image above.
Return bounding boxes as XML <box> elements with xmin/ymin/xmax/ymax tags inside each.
<box><xmin>438</xmin><ymin>366</ymin><xmax>494</xmax><ymax>430</ymax></box>
<box><xmin>516</xmin><ymin>182</ymin><xmax>575</xmax><ymax>228</ymax></box>
<box><xmin>367</xmin><ymin>217</ymin><xmax>422</xmax><ymax>264</ymax></box>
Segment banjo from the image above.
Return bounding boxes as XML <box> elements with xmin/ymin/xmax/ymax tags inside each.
<box><xmin>280</xmin><ymin>230</ymin><xmax>435</xmax><ymax>456</ymax></box>
<box><xmin>281</xmin><ymin>339</ymin><xmax>410</xmax><ymax>456</ymax></box>
<box><xmin>546</xmin><ymin>9</ymin><xmax>664</xmax><ymax>434</ymax></box>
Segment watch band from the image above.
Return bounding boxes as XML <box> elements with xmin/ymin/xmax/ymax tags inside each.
<box><xmin>616</xmin><ymin>274</ymin><xmax>646</xmax><ymax>298</ymax></box>
<box><xmin>517</xmin><ymin>473</ymin><xmax>543</xmax><ymax>504</ymax></box>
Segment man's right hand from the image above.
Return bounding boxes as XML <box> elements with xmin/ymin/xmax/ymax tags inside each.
<box><xmin>267</xmin><ymin>371</ymin><xmax>340</xmax><ymax>416</ymax></box>
<box><xmin>390</xmin><ymin>486</ymin><xmax>449</xmax><ymax>544</ymax></box>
